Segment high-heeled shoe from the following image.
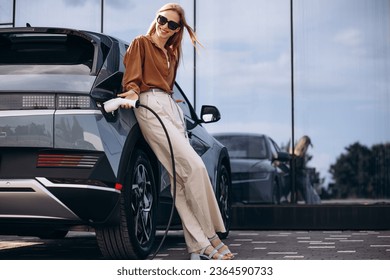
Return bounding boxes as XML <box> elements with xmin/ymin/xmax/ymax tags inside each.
<box><xmin>190</xmin><ymin>245</ymin><xmax>227</xmax><ymax>260</ymax></box>
<box><xmin>209</xmin><ymin>234</ymin><xmax>234</xmax><ymax>260</ymax></box>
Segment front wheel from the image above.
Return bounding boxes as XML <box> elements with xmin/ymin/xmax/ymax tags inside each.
<box><xmin>216</xmin><ymin>164</ymin><xmax>232</xmax><ymax>239</ymax></box>
<box><xmin>96</xmin><ymin>148</ymin><xmax>157</xmax><ymax>259</ymax></box>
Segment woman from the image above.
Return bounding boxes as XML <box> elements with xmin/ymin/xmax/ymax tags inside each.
<box><xmin>118</xmin><ymin>3</ymin><xmax>233</xmax><ymax>260</ymax></box>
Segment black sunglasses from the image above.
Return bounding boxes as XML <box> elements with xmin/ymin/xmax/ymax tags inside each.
<box><xmin>157</xmin><ymin>15</ymin><xmax>180</xmax><ymax>31</ymax></box>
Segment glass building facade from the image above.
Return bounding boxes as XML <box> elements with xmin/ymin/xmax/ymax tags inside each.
<box><xmin>1</xmin><ymin>0</ymin><xmax>389</xmax><ymax>204</ymax></box>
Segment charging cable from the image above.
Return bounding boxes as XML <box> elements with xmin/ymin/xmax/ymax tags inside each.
<box><xmin>103</xmin><ymin>97</ymin><xmax>177</xmax><ymax>260</ymax></box>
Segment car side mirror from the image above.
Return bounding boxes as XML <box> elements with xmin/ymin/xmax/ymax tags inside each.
<box><xmin>199</xmin><ymin>105</ymin><xmax>221</xmax><ymax>124</ymax></box>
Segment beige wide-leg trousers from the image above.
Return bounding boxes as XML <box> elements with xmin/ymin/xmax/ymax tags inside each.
<box><xmin>134</xmin><ymin>90</ymin><xmax>226</xmax><ymax>253</ymax></box>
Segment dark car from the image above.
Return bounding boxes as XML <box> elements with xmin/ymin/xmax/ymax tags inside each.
<box><xmin>0</xmin><ymin>27</ymin><xmax>232</xmax><ymax>259</ymax></box>
<box><xmin>213</xmin><ymin>133</ymin><xmax>290</xmax><ymax>204</ymax></box>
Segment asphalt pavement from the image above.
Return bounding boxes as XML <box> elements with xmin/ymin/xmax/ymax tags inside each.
<box><xmin>0</xmin><ymin>230</ymin><xmax>389</xmax><ymax>260</ymax></box>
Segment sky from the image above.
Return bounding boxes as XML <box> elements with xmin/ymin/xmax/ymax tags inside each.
<box><xmin>1</xmin><ymin>0</ymin><xmax>389</xmax><ymax>186</ymax></box>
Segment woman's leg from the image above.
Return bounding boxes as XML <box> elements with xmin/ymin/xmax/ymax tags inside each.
<box><xmin>134</xmin><ymin>91</ymin><xmax>226</xmax><ymax>253</ymax></box>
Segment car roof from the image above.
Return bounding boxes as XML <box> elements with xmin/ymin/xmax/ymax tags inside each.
<box><xmin>0</xmin><ymin>26</ymin><xmax>105</xmax><ymax>39</ymax></box>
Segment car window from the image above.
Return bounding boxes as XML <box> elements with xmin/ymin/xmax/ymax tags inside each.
<box><xmin>172</xmin><ymin>84</ymin><xmax>198</xmax><ymax>130</ymax></box>
<box><xmin>215</xmin><ymin>135</ymin><xmax>267</xmax><ymax>159</ymax></box>
<box><xmin>172</xmin><ymin>85</ymin><xmax>191</xmax><ymax>118</ymax></box>
<box><xmin>0</xmin><ymin>33</ymin><xmax>94</xmax><ymax>75</ymax></box>
<box><xmin>268</xmin><ymin>137</ymin><xmax>280</xmax><ymax>159</ymax></box>
<box><xmin>118</xmin><ymin>43</ymin><xmax>129</xmax><ymax>73</ymax></box>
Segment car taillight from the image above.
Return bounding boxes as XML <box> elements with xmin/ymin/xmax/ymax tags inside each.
<box><xmin>57</xmin><ymin>95</ymin><xmax>93</xmax><ymax>109</ymax></box>
<box><xmin>0</xmin><ymin>94</ymin><xmax>94</xmax><ymax>110</ymax></box>
<box><xmin>0</xmin><ymin>94</ymin><xmax>55</xmax><ymax>110</ymax></box>
<box><xmin>37</xmin><ymin>154</ymin><xmax>100</xmax><ymax>168</ymax></box>
<box><xmin>23</xmin><ymin>95</ymin><xmax>56</xmax><ymax>109</ymax></box>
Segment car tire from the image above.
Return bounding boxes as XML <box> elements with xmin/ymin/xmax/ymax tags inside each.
<box><xmin>216</xmin><ymin>164</ymin><xmax>231</xmax><ymax>240</ymax></box>
<box><xmin>96</xmin><ymin>148</ymin><xmax>157</xmax><ymax>259</ymax></box>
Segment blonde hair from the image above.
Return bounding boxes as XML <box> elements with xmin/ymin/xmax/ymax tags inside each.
<box><xmin>147</xmin><ymin>3</ymin><xmax>201</xmax><ymax>64</ymax></box>
<box><xmin>293</xmin><ymin>135</ymin><xmax>312</xmax><ymax>157</ymax></box>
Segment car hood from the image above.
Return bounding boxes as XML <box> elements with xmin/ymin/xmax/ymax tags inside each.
<box><xmin>0</xmin><ymin>74</ymin><xmax>96</xmax><ymax>93</ymax></box>
<box><xmin>230</xmin><ymin>158</ymin><xmax>271</xmax><ymax>172</ymax></box>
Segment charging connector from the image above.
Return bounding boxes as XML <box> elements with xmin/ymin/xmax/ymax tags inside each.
<box><xmin>103</xmin><ymin>97</ymin><xmax>139</xmax><ymax>112</ymax></box>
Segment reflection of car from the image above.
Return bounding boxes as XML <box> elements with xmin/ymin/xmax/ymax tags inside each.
<box><xmin>213</xmin><ymin>133</ymin><xmax>290</xmax><ymax>204</ymax></box>
<box><xmin>0</xmin><ymin>27</ymin><xmax>232</xmax><ymax>259</ymax></box>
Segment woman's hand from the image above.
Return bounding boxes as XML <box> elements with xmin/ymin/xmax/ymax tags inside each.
<box><xmin>117</xmin><ymin>90</ymin><xmax>139</xmax><ymax>109</ymax></box>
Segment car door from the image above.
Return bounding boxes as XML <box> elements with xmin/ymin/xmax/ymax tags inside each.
<box><xmin>171</xmin><ymin>84</ymin><xmax>212</xmax><ymax>158</ymax></box>
<box><xmin>171</xmin><ymin>84</ymin><xmax>223</xmax><ymax>189</ymax></box>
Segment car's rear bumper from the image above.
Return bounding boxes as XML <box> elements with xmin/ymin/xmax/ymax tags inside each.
<box><xmin>0</xmin><ymin>177</ymin><xmax>121</xmax><ymax>228</ymax></box>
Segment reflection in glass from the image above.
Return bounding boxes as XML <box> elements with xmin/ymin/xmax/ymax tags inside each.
<box><xmin>196</xmin><ymin>0</ymin><xmax>389</xmax><ymax>203</ymax></box>
<box><xmin>294</xmin><ymin>0</ymin><xmax>390</xmax><ymax>202</ymax></box>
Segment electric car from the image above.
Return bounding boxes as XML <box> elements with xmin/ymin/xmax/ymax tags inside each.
<box><xmin>213</xmin><ymin>133</ymin><xmax>289</xmax><ymax>204</ymax></box>
<box><xmin>0</xmin><ymin>27</ymin><xmax>232</xmax><ymax>259</ymax></box>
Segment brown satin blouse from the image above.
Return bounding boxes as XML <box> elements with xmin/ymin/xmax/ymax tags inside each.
<box><xmin>122</xmin><ymin>35</ymin><xmax>178</xmax><ymax>95</ymax></box>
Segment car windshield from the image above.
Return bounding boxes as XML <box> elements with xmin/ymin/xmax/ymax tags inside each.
<box><xmin>216</xmin><ymin>135</ymin><xmax>267</xmax><ymax>159</ymax></box>
<box><xmin>0</xmin><ymin>33</ymin><xmax>94</xmax><ymax>75</ymax></box>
